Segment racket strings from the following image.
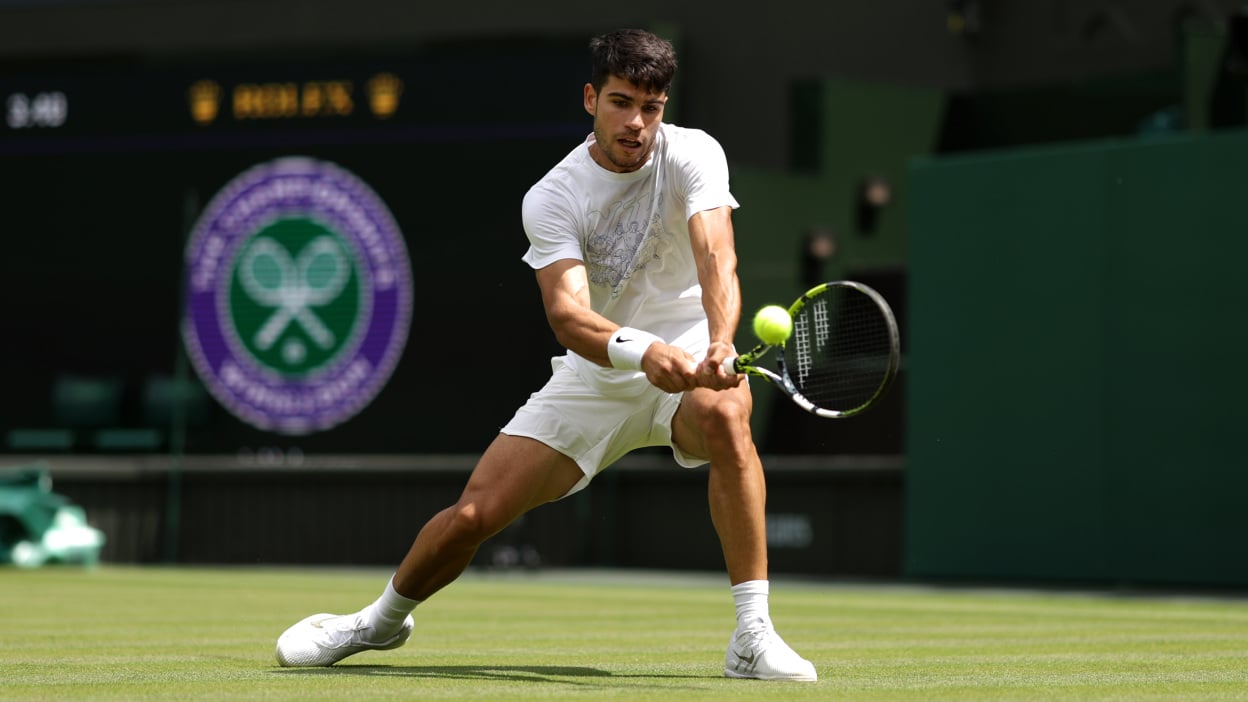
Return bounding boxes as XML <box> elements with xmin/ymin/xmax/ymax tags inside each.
<box><xmin>784</xmin><ymin>288</ymin><xmax>895</xmax><ymax>411</ymax></box>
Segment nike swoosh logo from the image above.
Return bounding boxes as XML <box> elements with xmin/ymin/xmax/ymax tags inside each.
<box><xmin>733</xmin><ymin>648</ymin><xmax>756</xmax><ymax>666</ymax></box>
<box><xmin>615</xmin><ymin>336</ymin><xmax>632</xmax><ymax>343</ymax></box>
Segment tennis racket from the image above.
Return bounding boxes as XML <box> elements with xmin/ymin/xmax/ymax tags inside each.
<box><xmin>723</xmin><ymin>281</ymin><xmax>900</xmax><ymax>418</ymax></box>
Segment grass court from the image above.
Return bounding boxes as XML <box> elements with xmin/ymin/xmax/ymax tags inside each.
<box><xmin>3</xmin><ymin>565</ymin><xmax>1246</xmax><ymax>700</ymax></box>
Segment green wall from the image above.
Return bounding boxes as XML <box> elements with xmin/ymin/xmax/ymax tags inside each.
<box><xmin>906</xmin><ymin>129</ymin><xmax>1248</xmax><ymax>586</ymax></box>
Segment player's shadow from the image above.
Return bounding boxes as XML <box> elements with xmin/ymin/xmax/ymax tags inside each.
<box><xmin>274</xmin><ymin>664</ymin><xmax>711</xmax><ymax>684</ymax></box>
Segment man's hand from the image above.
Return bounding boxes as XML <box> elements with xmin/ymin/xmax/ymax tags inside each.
<box><xmin>695</xmin><ymin>340</ymin><xmax>742</xmax><ymax>391</ymax></box>
<box><xmin>640</xmin><ymin>340</ymin><xmax>743</xmax><ymax>394</ymax></box>
<box><xmin>640</xmin><ymin>342</ymin><xmax>700</xmax><ymax>393</ymax></box>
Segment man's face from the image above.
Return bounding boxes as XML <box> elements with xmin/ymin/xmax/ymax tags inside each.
<box><xmin>584</xmin><ymin>75</ymin><xmax>667</xmax><ymax>173</ymax></box>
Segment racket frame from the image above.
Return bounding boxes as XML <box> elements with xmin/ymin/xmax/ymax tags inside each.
<box><xmin>725</xmin><ymin>280</ymin><xmax>900</xmax><ymax>419</ymax></box>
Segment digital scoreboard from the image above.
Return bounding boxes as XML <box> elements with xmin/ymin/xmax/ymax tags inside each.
<box><xmin>0</xmin><ymin>40</ymin><xmax>590</xmax><ymax>146</ymax></box>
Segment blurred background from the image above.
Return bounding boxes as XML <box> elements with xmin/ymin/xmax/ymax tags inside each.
<box><xmin>1</xmin><ymin>0</ymin><xmax>1245</xmax><ymax>588</ymax></box>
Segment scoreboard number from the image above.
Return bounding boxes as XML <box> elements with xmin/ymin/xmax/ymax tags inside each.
<box><xmin>5</xmin><ymin>91</ymin><xmax>68</xmax><ymax>129</ymax></box>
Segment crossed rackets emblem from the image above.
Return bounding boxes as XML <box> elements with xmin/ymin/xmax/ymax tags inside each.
<box><xmin>238</xmin><ymin>235</ymin><xmax>350</xmax><ymax>352</ymax></box>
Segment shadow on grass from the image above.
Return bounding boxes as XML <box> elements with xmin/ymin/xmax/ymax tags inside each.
<box><xmin>272</xmin><ymin>664</ymin><xmax>714</xmax><ymax>685</ymax></box>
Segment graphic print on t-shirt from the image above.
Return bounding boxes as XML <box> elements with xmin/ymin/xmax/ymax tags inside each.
<box><xmin>584</xmin><ymin>186</ymin><xmax>667</xmax><ymax>297</ymax></box>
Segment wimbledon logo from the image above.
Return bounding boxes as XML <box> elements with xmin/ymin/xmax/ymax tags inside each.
<box><xmin>182</xmin><ymin>157</ymin><xmax>413</xmax><ymax>435</ymax></box>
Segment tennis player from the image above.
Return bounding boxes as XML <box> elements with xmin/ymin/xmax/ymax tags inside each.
<box><xmin>275</xmin><ymin>28</ymin><xmax>817</xmax><ymax>682</ymax></box>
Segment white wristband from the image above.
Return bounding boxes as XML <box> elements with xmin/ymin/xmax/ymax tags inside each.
<box><xmin>607</xmin><ymin>327</ymin><xmax>662</xmax><ymax>371</ymax></box>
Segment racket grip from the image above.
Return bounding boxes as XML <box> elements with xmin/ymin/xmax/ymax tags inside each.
<box><xmin>721</xmin><ymin>356</ymin><xmax>740</xmax><ymax>375</ymax></box>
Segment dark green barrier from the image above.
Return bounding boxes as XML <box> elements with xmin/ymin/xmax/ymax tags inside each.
<box><xmin>906</xmin><ymin>130</ymin><xmax>1248</xmax><ymax>587</ymax></box>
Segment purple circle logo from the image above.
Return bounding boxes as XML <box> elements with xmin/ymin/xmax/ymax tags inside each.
<box><xmin>182</xmin><ymin>157</ymin><xmax>412</xmax><ymax>435</ymax></box>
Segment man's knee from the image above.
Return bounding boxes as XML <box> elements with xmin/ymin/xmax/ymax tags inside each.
<box><xmin>694</xmin><ymin>391</ymin><xmax>752</xmax><ymax>436</ymax></box>
<box><xmin>445</xmin><ymin>500</ymin><xmax>506</xmax><ymax>546</ymax></box>
<box><xmin>673</xmin><ymin>387</ymin><xmax>756</xmax><ymax>460</ymax></box>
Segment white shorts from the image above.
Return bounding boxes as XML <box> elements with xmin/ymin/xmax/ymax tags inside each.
<box><xmin>501</xmin><ymin>356</ymin><xmax>709</xmax><ymax>497</ymax></box>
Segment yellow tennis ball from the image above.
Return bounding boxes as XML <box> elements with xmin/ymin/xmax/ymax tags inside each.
<box><xmin>752</xmin><ymin>305</ymin><xmax>793</xmax><ymax>345</ymax></box>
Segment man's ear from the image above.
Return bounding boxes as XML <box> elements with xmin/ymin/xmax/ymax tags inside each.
<box><xmin>583</xmin><ymin>83</ymin><xmax>597</xmax><ymax>116</ymax></box>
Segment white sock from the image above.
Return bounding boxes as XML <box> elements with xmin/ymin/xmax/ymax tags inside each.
<box><xmin>731</xmin><ymin>579</ymin><xmax>772</xmax><ymax>630</ymax></box>
<box><xmin>362</xmin><ymin>576</ymin><xmax>421</xmax><ymax>637</ymax></box>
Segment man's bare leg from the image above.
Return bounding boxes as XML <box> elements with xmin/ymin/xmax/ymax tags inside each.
<box><xmin>671</xmin><ymin>383</ymin><xmax>767</xmax><ymax>585</ymax></box>
<box><xmin>392</xmin><ymin>433</ymin><xmax>584</xmax><ymax>600</ymax></box>
<box><xmin>275</xmin><ymin>433</ymin><xmax>582</xmax><ymax>667</ymax></box>
<box><xmin>671</xmin><ymin>383</ymin><xmax>818</xmax><ymax>681</ymax></box>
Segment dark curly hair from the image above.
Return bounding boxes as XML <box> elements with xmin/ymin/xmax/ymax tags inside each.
<box><xmin>589</xmin><ymin>29</ymin><xmax>677</xmax><ymax>95</ymax></box>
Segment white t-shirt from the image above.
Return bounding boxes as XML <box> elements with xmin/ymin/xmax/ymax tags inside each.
<box><xmin>521</xmin><ymin>122</ymin><xmax>739</xmax><ymax>392</ymax></box>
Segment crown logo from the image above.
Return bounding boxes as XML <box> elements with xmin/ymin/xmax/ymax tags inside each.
<box><xmin>366</xmin><ymin>73</ymin><xmax>403</xmax><ymax>119</ymax></box>
<box><xmin>188</xmin><ymin>80</ymin><xmax>222</xmax><ymax>125</ymax></box>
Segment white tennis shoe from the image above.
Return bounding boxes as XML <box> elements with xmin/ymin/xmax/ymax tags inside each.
<box><xmin>723</xmin><ymin>620</ymin><xmax>817</xmax><ymax>682</ymax></box>
<box><xmin>275</xmin><ymin>612</ymin><xmax>414</xmax><ymax>667</ymax></box>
